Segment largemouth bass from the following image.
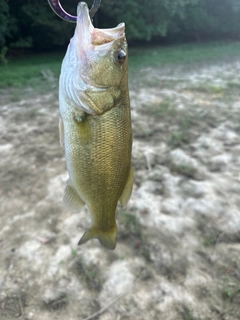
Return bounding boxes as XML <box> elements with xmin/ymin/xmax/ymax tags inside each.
<box><xmin>59</xmin><ymin>2</ymin><xmax>133</xmax><ymax>250</ymax></box>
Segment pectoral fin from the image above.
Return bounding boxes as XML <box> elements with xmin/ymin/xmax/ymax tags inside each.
<box><xmin>63</xmin><ymin>182</ymin><xmax>85</xmax><ymax>213</ymax></box>
<box><xmin>78</xmin><ymin>224</ymin><xmax>117</xmax><ymax>250</ymax></box>
<box><xmin>59</xmin><ymin>116</ymin><xmax>64</xmax><ymax>147</ymax></box>
<box><xmin>119</xmin><ymin>166</ymin><xmax>134</xmax><ymax>208</ymax></box>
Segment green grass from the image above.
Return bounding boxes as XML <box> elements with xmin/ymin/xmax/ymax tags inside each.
<box><xmin>0</xmin><ymin>53</ymin><xmax>63</xmax><ymax>89</ymax></box>
<box><xmin>71</xmin><ymin>257</ymin><xmax>102</xmax><ymax>291</ymax></box>
<box><xmin>186</xmin><ymin>84</ymin><xmax>224</xmax><ymax>95</ymax></box>
<box><xmin>129</xmin><ymin>41</ymin><xmax>240</xmax><ymax>70</ymax></box>
<box><xmin>1</xmin><ymin>41</ymin><xmax>240</xmax><ymax>89</ymax></box>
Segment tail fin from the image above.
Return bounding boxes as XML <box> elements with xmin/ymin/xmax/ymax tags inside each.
<box><xmin>78</xmin><ymin>224</ymin><xmax>117</xmax><ymax>250</ymax></box>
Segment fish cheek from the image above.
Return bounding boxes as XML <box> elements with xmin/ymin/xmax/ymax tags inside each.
<box><xmin>90</xmin><ymin>59</ymin><xmax>122</xmax><ymax>87</ymax></box>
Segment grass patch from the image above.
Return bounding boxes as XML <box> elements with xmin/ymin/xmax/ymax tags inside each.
<box><xmin>71</xmin><ymin>257</ymin><xmax>102</xmax><ymax>291</ymax></box>
<box><xmin>118</xmin><ymin>212</ymin><xmax>142</xmax><ymax>239</ymax></box>
<box><xmin>222</xmin><ymin>81</ymin><xmax>240</xmax><ymax>101</ymax></box>
<box><xmin>168</xmin><ymin>111</ymin><xmax>201</xmax><ymax>148</ymax></box>
<box><xmin>196</xmin><ymin>215</ymin><xmax>222</xmax><ymax>247</ymax></box>
<box><xmin>219</xmin><ymin>275</ymin><xmax>240</xmax><ymax>318</ymax></box>
<box><xmin>129</xmin><ymin>41</ymin><xmax>240</xmax><ymax>71</ymax></box>
<box><xmin>170</xmin><ymin>162</ymin><xmax>197</xmax><ymax>179</ymax></box>
<box><xmin>1</xmin><ymin>41</ymin><xmax>240</xmax><ymax>90</ymax></box>
<box><xmin>0</xmin><ymin>294</ymin><xmax>27</xmax><ymax>319</ymax></box>
<box><xmin>43</xmin><ymin>293</ymin><xmax>69</xmax><ymax>311</ymax></box>
<box><xmin>226</xmin><ymin>81</ymin><xmax>240</xmax><ymax>89</ymax></box>
<box><xmin>222</xmin><ymin>285</ymin><xmax>240</xmax><ymax>302</ymax></box>
<box><xmin>140</xmin><ymin>100</ymin><xmax>212</xmax><ymax>147</ymax></box>
<box><xmin>118</xmin><ymin>211</ymin><xmax>152</xmax><ymax>261</ymax></box>
<box><xmin>141</xmin><ymin>100</ymin><xmax>177</xmax><ymax>124</ymax></box>
<box><xmin>177</xmin><ymin>306</ymin><xmax>203</xmax><ymax>320</ymax></box>
<box><xmin>187</xmin><ymin>84</ymin><xmax>224</xmax><ymax>95</ymax></box>
<box><xmin>0</xmin><ymin>53</ymin><xmax>62</xmax><ymax>89</ymax></box>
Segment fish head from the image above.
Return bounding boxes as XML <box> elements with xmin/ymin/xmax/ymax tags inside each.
<box><xmin>60</xmin><ymin>2</ymin><xmax>128</xmax><ymax>114</ymax></box>
<box><xmin>74</xmin><ymin>2</ymin><xmax>128</xmax><ymax>87</ymax></box>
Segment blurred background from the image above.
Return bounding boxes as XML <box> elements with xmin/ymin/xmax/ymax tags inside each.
<box><xmin>1</xmin><ymin>1</ymin><xmax>240</xmax><ymax>320</ymax></box>
<box><xmin>1</xmin><ymin>0</ymin><xmax>240</xmax><ymax>56</ymax></box>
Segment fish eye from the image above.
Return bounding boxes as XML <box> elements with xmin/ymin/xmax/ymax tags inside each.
<box><xmin>116</xmin><ymin>50</ymin><xmax>126</xmax><ymax>63</ymax></box>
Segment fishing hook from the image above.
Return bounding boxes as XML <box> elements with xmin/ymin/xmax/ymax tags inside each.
<box><xmin>47</xmin><ymin>0</ymin><xmax>101</xmax><ymax>22</ymax></box>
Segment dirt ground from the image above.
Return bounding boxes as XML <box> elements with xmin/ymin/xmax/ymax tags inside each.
<box><xmin>1</xmin><ymin>59</ymin><xmax>240</xmax><ymax>320</ymax></box>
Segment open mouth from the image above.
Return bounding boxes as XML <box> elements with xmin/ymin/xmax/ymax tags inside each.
<box><xmin>76</xmin><ymin>2</ymin><xmax>125</xmax><ymax>47</ymax></box>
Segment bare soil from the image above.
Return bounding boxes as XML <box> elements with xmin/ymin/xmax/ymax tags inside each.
<box><xmin>1</xmin><ymin>60</ymin><xmax>240</xmax><ymax>320</ymax></box>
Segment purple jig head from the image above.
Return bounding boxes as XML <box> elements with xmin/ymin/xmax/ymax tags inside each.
<box><xmin>47</xmin><ymin>0</ymin><xmax>101</xmax><ymax>22</ymax></box>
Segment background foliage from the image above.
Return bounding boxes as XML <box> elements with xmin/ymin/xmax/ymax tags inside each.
<box><xmin>1</xmin><ymin>0</ymin><xmax>240</xmax><ymax>55</ymax></box>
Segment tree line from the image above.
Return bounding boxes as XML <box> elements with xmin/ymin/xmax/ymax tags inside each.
<box><xmin>1</xmin><ymin>0</ymin><xmax>240</xmax><ymax>56</ymax></box>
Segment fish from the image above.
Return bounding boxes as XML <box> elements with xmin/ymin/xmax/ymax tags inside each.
<box><xmin>59</xmin><ymin>2</ymin><xmax>133</xmax><ymax>250</ymax></box>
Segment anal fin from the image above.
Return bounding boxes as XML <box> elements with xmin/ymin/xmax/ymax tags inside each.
<box><xmin>63</xmin><ymin>183</ymin><xmax>85</xmax><ymax>213</ymax></box>
<box><xmin>119</xmin><ymin>166</ymin><xmax>134</xmax><ymax>208</ymax></box>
